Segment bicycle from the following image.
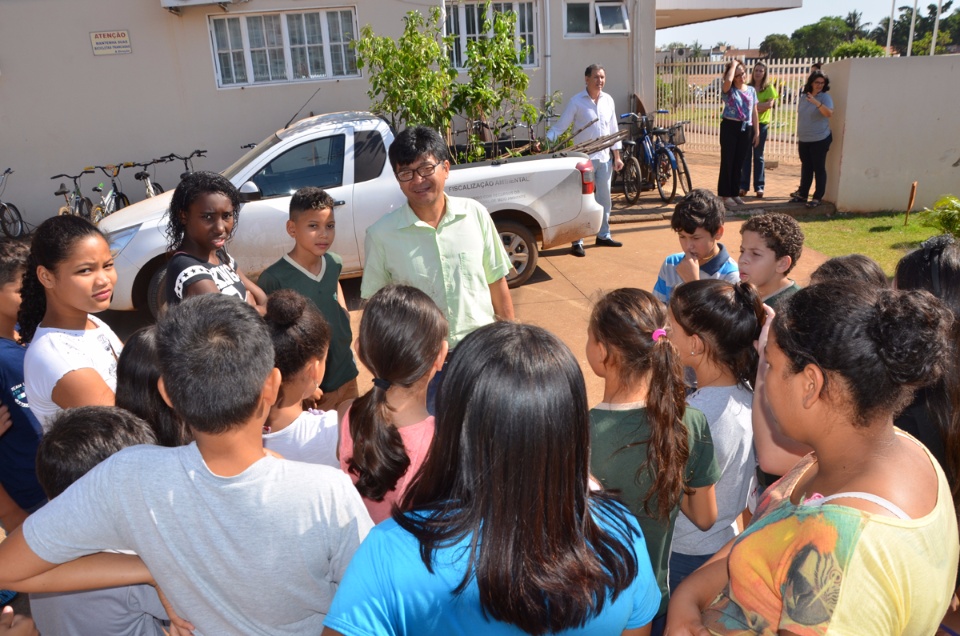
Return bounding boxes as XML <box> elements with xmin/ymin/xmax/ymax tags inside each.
<box><xmin>52</xmin><ymin>170</ymin><xmax>95</xmax><ymax>219</ymax></box>
<box><xmin>164</xmin><ymin>149</ymin><xmax>207</xmax><ymax>180</ymax></box>
<box><xmin>664</xmin><ymin>121</ymin><xmax>692</xmax><ymax>196</ymax></box>
<box><xmin>615</xmin><ymin>114</ymin><xmax>644</xmax><ymax>205</ymax></box>
<box><xmin>0</xmin><ymin>169</ymin><xmax>25</xmax><ymax>238</ymax></box>
<box><xmin>622</xmin><ymin>112</ymin><xmax>677</xmax><ymax>203</ymax></box>
<box><xmin>89</xmin><ymin>164</ymin><xmax>133</xmax><ymax>224</ymax></box>
<box><xmin>133</xmin><ymin>157</ymin><xmax>171</xmax><ymax>199</ymax></box>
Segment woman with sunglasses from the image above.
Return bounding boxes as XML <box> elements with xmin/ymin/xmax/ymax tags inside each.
<box><xmin>717</xmin><ymin>60</ymin><xmax>759</xmax><ymax>209</ymax></box>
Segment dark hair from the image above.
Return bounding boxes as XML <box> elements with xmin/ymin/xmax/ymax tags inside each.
<box><xmin>740</xmin><ymin>213</ymin><xmax>805</xmax><ymax>275</ymax></box>
<box><xmin>289</xmin><ymin>186</ymin><xmax>335</xmax><ymax>221</ymax></box>
<box><xmin>747</xmin><ymin>61</ymin><xmax>770</xmax><ymax>92</ymax></box>
<box><xmin>388</xmin><ymin>126</ymin><xmax>450</xmax><ymax>171</ymax></box>
<box><xmin>670</xmin><ymin>280</ymin><xmax>765</xmax><ymax>389</ymax></box>
<box><xmin>810</xmin><ymin>254</ymin><xmax>887</xmax><ymax>288</ymax></box>
<box><xmin>894</xmin><ymin>235</ymin><xmax>960</xmax><ymax>509</ymax></box>
<box><xmin>397</xmin><ymin>322</ymin><xmax>638</xmax><ymax>634</ymax></box>
<box><xmin>18</xmin><ymin>215</ymin><xmax>106</xmax><ymax>344</ymax></box>
<box><xmin>116</xmin><ymin>327</ymin><xmax>192</xmax><ymax>447</ymax></box>
<box><xmin>37</xmin><ymin>406</ymin><xmax>158</xmax><ymax>499</ymax></box>
<box><xmin>589</xmin><ymin>288</ymin><xmax>689</xmax><ymax>521</ymax></box>
<box><xmin>802</xmin><ymin>70</ymin><xmax>830</xmax><ymax>94</ymax></box>
<box><xmin>774</xmin><ymin>282</ymin><xmax>952</xmax><ymax>427</ymax></box>
<box><xmin>671</xmin><ymin>188</ymin><xmax>725</xmax><ymax>236</ymax></box>
<box><xmin>348</xmin><ymin>285</ymin><xmax>447</xmax><ymax>502</ymax></box>
<box><xmin>584</xmin><ymin>63</ymin><xmax>605</xmax><ymax>77</ymax></box>
<box><xmin>263</xmin><ymin>290</ymin><xmax>331</xmax><ymax>403</ymax></box>
<box><xmin>0</xmin><ymin>238</ymin><xmax>29</xmax><ymax>287</ymax></box>
<box><xmin>166</xmin><ymin>171</ymin><xmax>242</xmax><ymax>252</ymax></box>
<box><xmin>154</xmin><ymin>294</ymin><xmax>274</xmax><ymax>434</ymax></box>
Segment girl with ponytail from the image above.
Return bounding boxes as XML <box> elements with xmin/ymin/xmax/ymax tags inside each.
<box><xmin>668</xmin><ymin>283</ymin><xmax>959</xmax><ymax>635</ymax></box>
<box><xmin>261</xmin><ymin>289</ymin><xmax>336</xmax><ymax>466</ymax></box>
<box><xmin>586</xmin><ymin>288</ymin><xmax>719</xmax><ymax>633</ymax></box>
<box><xmin>21</xmin><ymin>215</ymin><xmax>123</xmax><ymax>431</ymax></box>
<box><xmin>666</xmin><ymin>279</ymin><xmax>764</xmax><ymax>590</ymax></box>
<box><xmin>338</xmin><ymin>284</ymin><xmax>447</xmax><ymax>523</ymax></box>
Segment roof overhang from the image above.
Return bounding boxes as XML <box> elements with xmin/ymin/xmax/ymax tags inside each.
<box><xmin>656</xmin><ymin>0</ymin><xmax>803</xmax><ymax>30</ymax></box>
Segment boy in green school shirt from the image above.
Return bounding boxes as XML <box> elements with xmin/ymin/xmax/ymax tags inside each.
<box><xmin>257</xmin><ymin>187</ymin><xmax>359</xmax><ymax>410</ymax></box>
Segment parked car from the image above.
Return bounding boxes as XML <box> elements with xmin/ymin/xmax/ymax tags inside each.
<box><xmin>100</xmin><ymin>111</ymin><xmax>603</xmax><ymax>315</ymax></box>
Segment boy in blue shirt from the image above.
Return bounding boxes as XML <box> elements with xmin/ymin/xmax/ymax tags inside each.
<box><xmin>257</xmin><ymin>187</ymin><xmax>359</xmax><ymax>410</ymax></box>
<box><xmin>653</xmin><ymin>189</ymin><xmax>740</xmax><ymax>303</ymax></box>
<box><xmin>0</xmin><ymin>238</ymin><xmax>45</xmax><ymax>533</ymax></box>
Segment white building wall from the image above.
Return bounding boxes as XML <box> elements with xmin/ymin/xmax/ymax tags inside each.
<box><xmin>824</xmin><ymin>55</ymin><xmax>960</xmax><ymax>213</ymax></box>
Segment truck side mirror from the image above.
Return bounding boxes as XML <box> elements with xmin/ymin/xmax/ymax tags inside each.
<box><xmin>238</xmin><ymin>181</ymin><xmax>262</xmax><ymax>202</ymax></box>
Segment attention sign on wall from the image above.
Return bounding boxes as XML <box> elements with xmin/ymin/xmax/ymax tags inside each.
<box><xmin>90</xmin><ymin>31</ymin><xmax>132</xmax><ymax>56</ymax></box>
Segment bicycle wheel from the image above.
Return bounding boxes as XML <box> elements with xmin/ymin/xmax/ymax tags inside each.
<box><xmin>116</xmin><ymin>192</ymin><xmax>131</xmax><ymax>211</ymax></box>
<box><xmin>80</xmin><ymin>197</ymin><xmax>93</xmax><ymax>219</ymax></box>
<box><xmin>150</xmin><ymin>183</ymin><xmax>164</xmax><ymax>196</ymax></box>
<box><xmin>91</xmin><ymin>205</ymin><xmax>105</xmax><ymax>224</ymax></box>
<box><xmin>674</xmin><ymin>148</ymin><xmax>693</xmax><ymax>196</ymax></box>
<box><xmin>622</xmin><ymin>157</ymin><xmax>642</xmax><ymax>205</ymax></box>
<box><xmin>655</xmin><ymin>149</ymin><xmax>677</xmax><ymax>203</ymax></box>
<box><xmin>0</xmin><ymin>203</ymin><xmax>24</xmax><ymax>238</ymax></box>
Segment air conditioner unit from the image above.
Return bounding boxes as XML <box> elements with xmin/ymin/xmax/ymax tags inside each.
<box><xmin>160</xmin><ymin>0</ymin><xmax>234</xmax><ymax>8</ymax></box>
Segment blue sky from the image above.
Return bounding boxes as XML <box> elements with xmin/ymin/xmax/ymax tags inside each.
<box><xmin>655</xmin><ymin>0</ymin><xmax>916</xmax><ymax>50</ymax></box>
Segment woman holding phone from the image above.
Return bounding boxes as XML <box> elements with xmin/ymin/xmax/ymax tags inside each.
<box><xmin>791</xmin><ymin>70</ymin><xmax>833</xmax><ymax>208</ymax></box>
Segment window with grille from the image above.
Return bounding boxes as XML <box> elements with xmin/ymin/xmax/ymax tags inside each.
<box><xmin>445</xmin><ymin>1</ymin><xmax>538</xmax><ymax>69</ymax></box>
<box><xmin>210</xmin><ymin>9</ymin><xmax>359</xmax><ymax>88</ymax></box>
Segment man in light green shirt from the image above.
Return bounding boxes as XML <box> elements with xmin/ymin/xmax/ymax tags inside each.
<box><xmin>360</xmin><ymin>126</ymin><xmax>515</xmax><ymax>349</ymax></box>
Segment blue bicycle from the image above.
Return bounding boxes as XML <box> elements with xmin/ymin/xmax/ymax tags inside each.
<box><xmin>620</xmin><ymin>111</ymin><xmax>677</xmax><ymax>203</ymax></box>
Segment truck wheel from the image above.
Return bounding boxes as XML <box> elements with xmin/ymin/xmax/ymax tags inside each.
<box><xmin>496</xmin><ymin>220</ymin><xmax>538</xmax><ymax>288</ymax></box>
<box><xmin>147</xmin><ymin>266</ymin><xmax>168</xmax><ymax>318</ymax></box>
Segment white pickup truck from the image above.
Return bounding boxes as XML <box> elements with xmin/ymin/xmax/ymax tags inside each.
<box><xmin>100</xmin><ymin>111</ymin><xmax>603</xmax><ymax>315</ymax></box>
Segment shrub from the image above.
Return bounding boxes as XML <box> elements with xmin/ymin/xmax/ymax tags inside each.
<box><xmin>919</xmin><ymin>195</ymin><xmax>960</xmax><ymax>238</ymax></box>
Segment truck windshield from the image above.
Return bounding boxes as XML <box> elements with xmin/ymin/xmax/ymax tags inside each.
<box><xmin>222</xmin><ymin>134</ymin><xmax>284</xmax><ymax>181</ymax></box>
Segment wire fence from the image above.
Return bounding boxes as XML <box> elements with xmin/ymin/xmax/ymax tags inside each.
<box><xmin>654</xmin><ymin>57</ymin><xmax>839</xmax><ymax>165</ymax></box>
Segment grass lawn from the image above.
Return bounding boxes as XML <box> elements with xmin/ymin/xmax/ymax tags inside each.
<box><xmin>796</xmin><ymin>211</ymin><xmax>939</xmax><ymax>276</ymax></box>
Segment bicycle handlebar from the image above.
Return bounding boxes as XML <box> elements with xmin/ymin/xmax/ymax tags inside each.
<box><xmin>51</xmin><ymin>170</ymin><xmax>94</xmax><ymax>180</ymax></box>
<box><xmin>165</xmin><ymin>150</ymin><xmax>208</xmax><ymax>161</ymax></box>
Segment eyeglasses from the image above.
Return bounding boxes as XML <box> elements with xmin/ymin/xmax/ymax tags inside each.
<box><xmin>813</xmin><ymin>80</ymin><xmax>826</xmax><ymax>85</ymax></box>
<box><xmin>395</xmin><ymin>161</ymin><xmax>443</xmax><ymax>182</ymax></box>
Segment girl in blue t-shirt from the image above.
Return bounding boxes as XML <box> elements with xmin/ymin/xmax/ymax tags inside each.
<box><xmin>324</xmin><ymin>322</ymin><xmax>660</xmax><ymax>636</ymax></box>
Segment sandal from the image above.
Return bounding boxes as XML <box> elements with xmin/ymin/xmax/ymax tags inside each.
<box><xmin>806</xmin><ymin>199</ymin><xmax>821</xmax><ymax>208</ymax></box>
<box><xmin>790</xmin><ymin>196</ymin><xmax>807</xmax><ymax>203</ymax></box>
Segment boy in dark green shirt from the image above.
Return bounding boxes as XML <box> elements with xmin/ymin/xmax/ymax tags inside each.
<box><xmin>257</xmin><ymin>188</ymin><xmax>359</xmax><ymax>410</ymax></box>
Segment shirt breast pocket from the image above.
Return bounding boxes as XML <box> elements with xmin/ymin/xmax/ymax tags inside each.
<box><xmin>458</xmin><ymin>251</ymin><xmax>488</xmax><ymax>292</ymax></box>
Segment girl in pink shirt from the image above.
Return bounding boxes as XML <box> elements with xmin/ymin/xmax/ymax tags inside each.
<box><xmin>339</xmin><ymin>285</ymin><xmax>448</xmax><ymax>523</ymax></box>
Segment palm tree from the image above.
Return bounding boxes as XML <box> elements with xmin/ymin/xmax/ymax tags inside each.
<box><xmin>844</xmin><ymin>10</ymin><xmax>871</xmax><ymax>41</ymax></box>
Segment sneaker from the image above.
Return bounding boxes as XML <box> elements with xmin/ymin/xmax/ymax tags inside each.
<box><xmin>755</xmin><ymin>190</ymin><xmax>764</xmax><ymax>199</ymax></box>
<box><xmin>790</xmin><ymin>196</ymin><xmax>807</xmax><ymax>203</ymax></box>
<box><xmin>806</xmin><ymin>199</ymin><xmax>821</xmax><ymax>208</ymax></box>
<box><xmin>733</xmin><ymin>196</ymin><xmax>745</xmax><ymax>206</ymax></box>
<box><xmin>723</xmin><ymin>197</ymin><xmax>737</xmax><ymax>207</ymax></box>
<box><xmin>790</xmin><ymin>189</ymin><xmax>800</xmax><ymax>198</ymax></box>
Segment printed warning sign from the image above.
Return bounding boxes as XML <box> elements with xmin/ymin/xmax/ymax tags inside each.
<box><xmin>90</xmin><ymin>31</ymin><xmax>132</xmax><ymax>56</ymax></box>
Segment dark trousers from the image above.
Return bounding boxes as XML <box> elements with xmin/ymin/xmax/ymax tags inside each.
<box><xmin>797</xmin><ymin>133</ymin><xmax>832</xmax><ymax>201</ymax></box>
<box><xmin>718</xmin><ymin>119</ymin><xmax>754</xmax><ymax>197</ymax></box>
<box><xmin>740</xmin><ymin>123</ymin><xmax>769</xmax><ymax>192</ymax></box>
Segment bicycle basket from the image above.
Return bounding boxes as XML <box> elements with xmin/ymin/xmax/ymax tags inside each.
<box><xmin>669</xmin><ymin>125</ymin><xmax>686</xmax><ymax>146</ymax></box>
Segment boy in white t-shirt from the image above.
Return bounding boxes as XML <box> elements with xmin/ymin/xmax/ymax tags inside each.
<box><xmin>0</xmin><ymin>294</ymin><xmax>373</xmax><ymax>635</ymax></box>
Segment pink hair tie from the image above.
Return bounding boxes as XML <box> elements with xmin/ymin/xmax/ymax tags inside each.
<box><xmin>652</xmin><ymin>328</ymin><xmax>667</xmax><ymax>342</ymax></box>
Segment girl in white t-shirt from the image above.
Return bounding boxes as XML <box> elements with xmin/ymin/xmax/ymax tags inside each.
<box><xmin>261</xmin><ymin>289</ymin><xmax>338</xmax><ymax>467</ymax></box>
<box><xmin>20</xmin><ymin>216</ymin><xmax>123</xmax><ymax>431</ymax></box>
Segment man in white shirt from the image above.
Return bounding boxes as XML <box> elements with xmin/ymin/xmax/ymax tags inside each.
<box><xmin>547</xmin><ymin>64</ymin><xmax>624</xmax><ymax>257</ymax></box>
